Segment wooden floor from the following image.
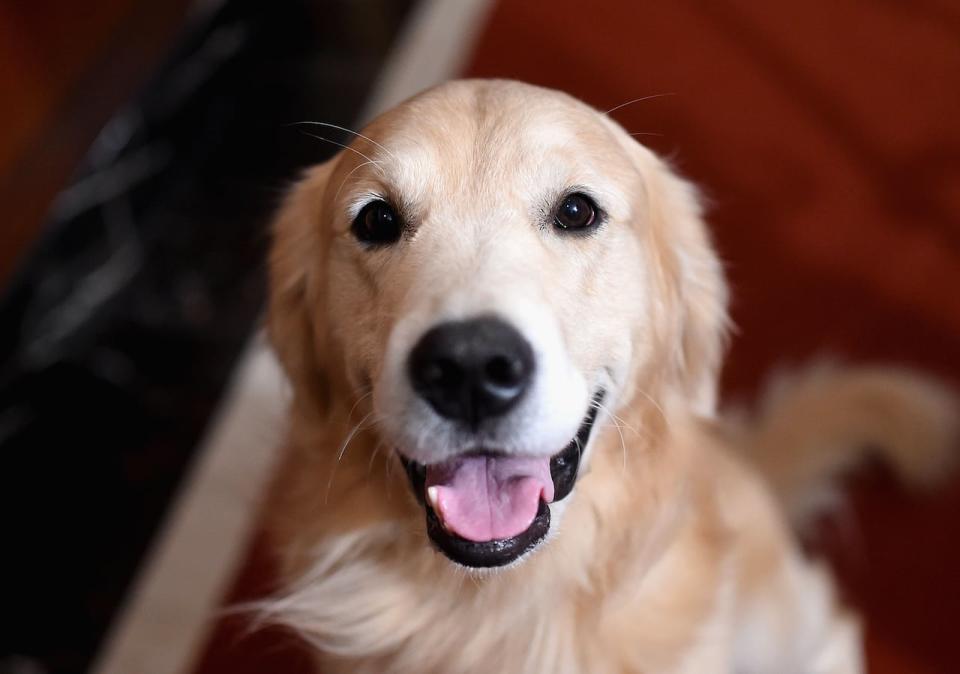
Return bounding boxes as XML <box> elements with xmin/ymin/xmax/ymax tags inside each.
<box><xmin>189</xmin><ymin>1</ymin><xmax>960</xmax><ymax>672</ymax></box>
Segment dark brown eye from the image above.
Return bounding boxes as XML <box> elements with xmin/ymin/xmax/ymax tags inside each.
<box><xmin>352</xmin><ymin>199</ymin><xmax>402</xmax><ymax>245</ymax></box>
<box><xmin>554</xmin><ymin>193</ymin><xmax>598</xmax><ymax>232</ymax></box>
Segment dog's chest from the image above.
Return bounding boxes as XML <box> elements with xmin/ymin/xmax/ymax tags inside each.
<box><xmin>296</xmin><ymin>555</ymin><xmax>725</xmax><ymax>674</ymax></box>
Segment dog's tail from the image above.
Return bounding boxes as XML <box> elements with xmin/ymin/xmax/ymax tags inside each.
<box><xmin>730</xmin><ymin>362</ymin><xmax>960</xmax><ymax>528</ymax></box>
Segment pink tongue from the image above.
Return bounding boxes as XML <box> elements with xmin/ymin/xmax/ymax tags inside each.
<box><xmin>426</xmin><ymin>455</ymin><xmax>554</xmax><ymax>542</ymax></box>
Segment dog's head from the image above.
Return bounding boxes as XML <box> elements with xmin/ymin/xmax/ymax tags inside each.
<box><xmin>269</xmin><ymin>80</ymin><xmax>727</xmax><ymax>569</ymax></box>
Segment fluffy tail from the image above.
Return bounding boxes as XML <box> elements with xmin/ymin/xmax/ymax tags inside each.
<box><xmin>730</xmin><ymin>363</ymin><xmax>960</xmax><ymax>527</ymax></box>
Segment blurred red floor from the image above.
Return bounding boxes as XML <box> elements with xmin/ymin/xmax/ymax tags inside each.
<box><xmin>194</xmin><ymin>1</ymin><xmax>960</xmax><ymax>672</ymax></box>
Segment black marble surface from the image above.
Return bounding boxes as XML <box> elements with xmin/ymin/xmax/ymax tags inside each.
<box><xmin>0</xmin><ymin>1</ymin><xmax>412</xmax><ymax>672</ymax></box>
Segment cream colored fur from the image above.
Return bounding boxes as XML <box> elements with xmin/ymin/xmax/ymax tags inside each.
<box><xmin>258</xmin><ymin>80</ymin><xmax>958</xmax><ymax>673</ymax></box>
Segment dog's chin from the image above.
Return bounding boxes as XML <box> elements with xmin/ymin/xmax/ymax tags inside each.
<box><xmin>399</xmin><ymin>390</ymin><xmax>604</xmax><ymax>569</ymax></box>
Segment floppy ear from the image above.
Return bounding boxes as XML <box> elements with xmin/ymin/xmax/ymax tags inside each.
<box><xmin>267</xmin><ymin>161</ymin><xmax>336</xmax><ymax>421</ymax></box>
<box><xmin>656</xmin><ymin>164</ymin><xmax>730</xmax><ymax>415</ymax></box>
<box><xmin>625</xmin><ymin>141</ymin><xmax>730</xmax><ymax>415</ymax></box>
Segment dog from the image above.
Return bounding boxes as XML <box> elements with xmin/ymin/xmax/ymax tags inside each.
<box><xmin>258</xmin><ymin>79</ymin><xmax>958</xmax><ymax>673</ymax></box>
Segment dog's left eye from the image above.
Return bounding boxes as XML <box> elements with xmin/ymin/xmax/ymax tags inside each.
<box><xmin>352</xmin><ymin>199</ymin><xmax>403</xmax><ymax>245</ymax></box>
<box><xmin>554</xmin><ymin>193</ymin><xmax>599</xmax><ymax>232</ymax></box>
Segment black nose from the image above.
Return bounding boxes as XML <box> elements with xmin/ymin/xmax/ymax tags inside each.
<box><xmin>408</xmin><ymin>317</ymin><xmax>535</xmax><ymax>428</ymax></box>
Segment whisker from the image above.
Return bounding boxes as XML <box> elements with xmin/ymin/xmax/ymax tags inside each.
<box><xmin>324</xmin><ymin>410</ymin><xmax>379</xmax><ymax>505</ymax></box>
<box><xmin>337</xmin><ymin>411</ymin><xmax>377</xmax><ymax>463</ymax></box>
<box><xmin>602</xmin><ymin>411</ymin><xmax>628</xmax><ymax>474</ymax></box>
<box><xmin>292</xmin><ymin>121</ymin><xmax>399</xmax><ymax>163</ymax></box>
<box><xmin>604</xmin><ymin>92</ymin><xmax>676</xmax><ymax>116</ymax></box>
<box><xmin>367</xmin><ymin>439</ymin><xmax>385</xmax><ymax>476</ymax></box>
<box><xmin>298</xmin><ymin>131</ymin><xmax>384</xmax><ymax>172</ymax></box>
<box><xmin>593</xmin><ymin>401</ymin><xmax>644</xmax><ymax>438</ymax></box>
<box><xmin>335</xmin><ymin>159</ymin><xmax>378</xmax><ymax>202</ymax></box>
<box><xmin>633</xmin><ymin>389</ymin><xmax>669</xmax><ymax>428</ymax></box>
<box><xmin>345</xmin><ymin>388</ymin><xmax>375</xmax><ymax>425</ymax></box>
<box><xmin>590</xmin><ymin>399</ymin><xmax>652</xmax><ymax>474</ymax></box>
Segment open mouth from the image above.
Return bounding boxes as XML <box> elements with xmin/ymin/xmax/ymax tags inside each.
<box><xmin>400</xmin><ymin>390</ymin><xmax>604</xmax><ymax>568</ymax></box>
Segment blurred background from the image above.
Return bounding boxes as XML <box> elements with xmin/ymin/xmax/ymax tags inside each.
<box><xmin>1</xmin><ymin>1</ymin><xmax>957</xmax><ymax>673</ymax></box>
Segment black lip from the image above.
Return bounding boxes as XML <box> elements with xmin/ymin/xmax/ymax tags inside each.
<box><xmin>427</xmin><ymin>499</ymin><xmax>551</xmax><ymax>568</ymax></box>
<box><xmin>399</xmin><ymin>390</ymin><xmax>605</xmax><ymax>568</ymax></box>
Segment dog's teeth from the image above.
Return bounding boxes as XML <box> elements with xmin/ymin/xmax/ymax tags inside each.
<box><xmin>427</xmin><ymin>487</ymin><xmax>452</xmax><ymax>530</ymax></box>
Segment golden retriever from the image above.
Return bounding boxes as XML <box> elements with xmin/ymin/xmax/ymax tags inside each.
<box><xmin>258</xmin><ymin>80</ymin><xmax>958</xmax><ymax>673</ymax></box>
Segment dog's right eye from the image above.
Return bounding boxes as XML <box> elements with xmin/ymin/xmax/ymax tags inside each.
<box><xmin>352</xmin><ymin>200</ymin><xmax>402</xmax><ymax>245</ymax></box>
<box><xmin>553</xmin><ymin>192</ymin><xmax>600</xmax><ymax>234</ymax></box>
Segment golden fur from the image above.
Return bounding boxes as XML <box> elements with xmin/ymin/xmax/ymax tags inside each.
<box><xmin>258</xmin><ymin>80</ymin><xmax>958</xmax><ymax>673</ymax></box>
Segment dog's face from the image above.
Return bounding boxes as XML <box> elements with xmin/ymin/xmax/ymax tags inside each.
<box><xmin>270</xmin><ymin>80</ymin><xmax>727</xmax><ymax>569</ymax></box>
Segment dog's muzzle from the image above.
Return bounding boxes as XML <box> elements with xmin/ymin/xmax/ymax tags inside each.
<box><xmin>400</xmin><ymin>390</ymin><xmax>604</xmax><ymax>568</ymax></box>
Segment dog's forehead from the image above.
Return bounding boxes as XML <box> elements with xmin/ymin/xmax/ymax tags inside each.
<box><xmin>367</xmin><ymin>84</ymin><xmax>621</xmax><ymax>199</ymax></box>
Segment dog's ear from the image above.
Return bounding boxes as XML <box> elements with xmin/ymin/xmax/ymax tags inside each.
<box><xmin>267</xmin><ymin>161</ymin><xmax>336</xmax><ymax>421</ymax></box>
<box><xmin>619</xmin><ymin>138</ymin><xmax>730</xmax><ymax>415</ymax></box>
<box><xmin>654</xmin><ymin>164</ymin><xmax>729</xmax><ymax>415</ymax></box>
